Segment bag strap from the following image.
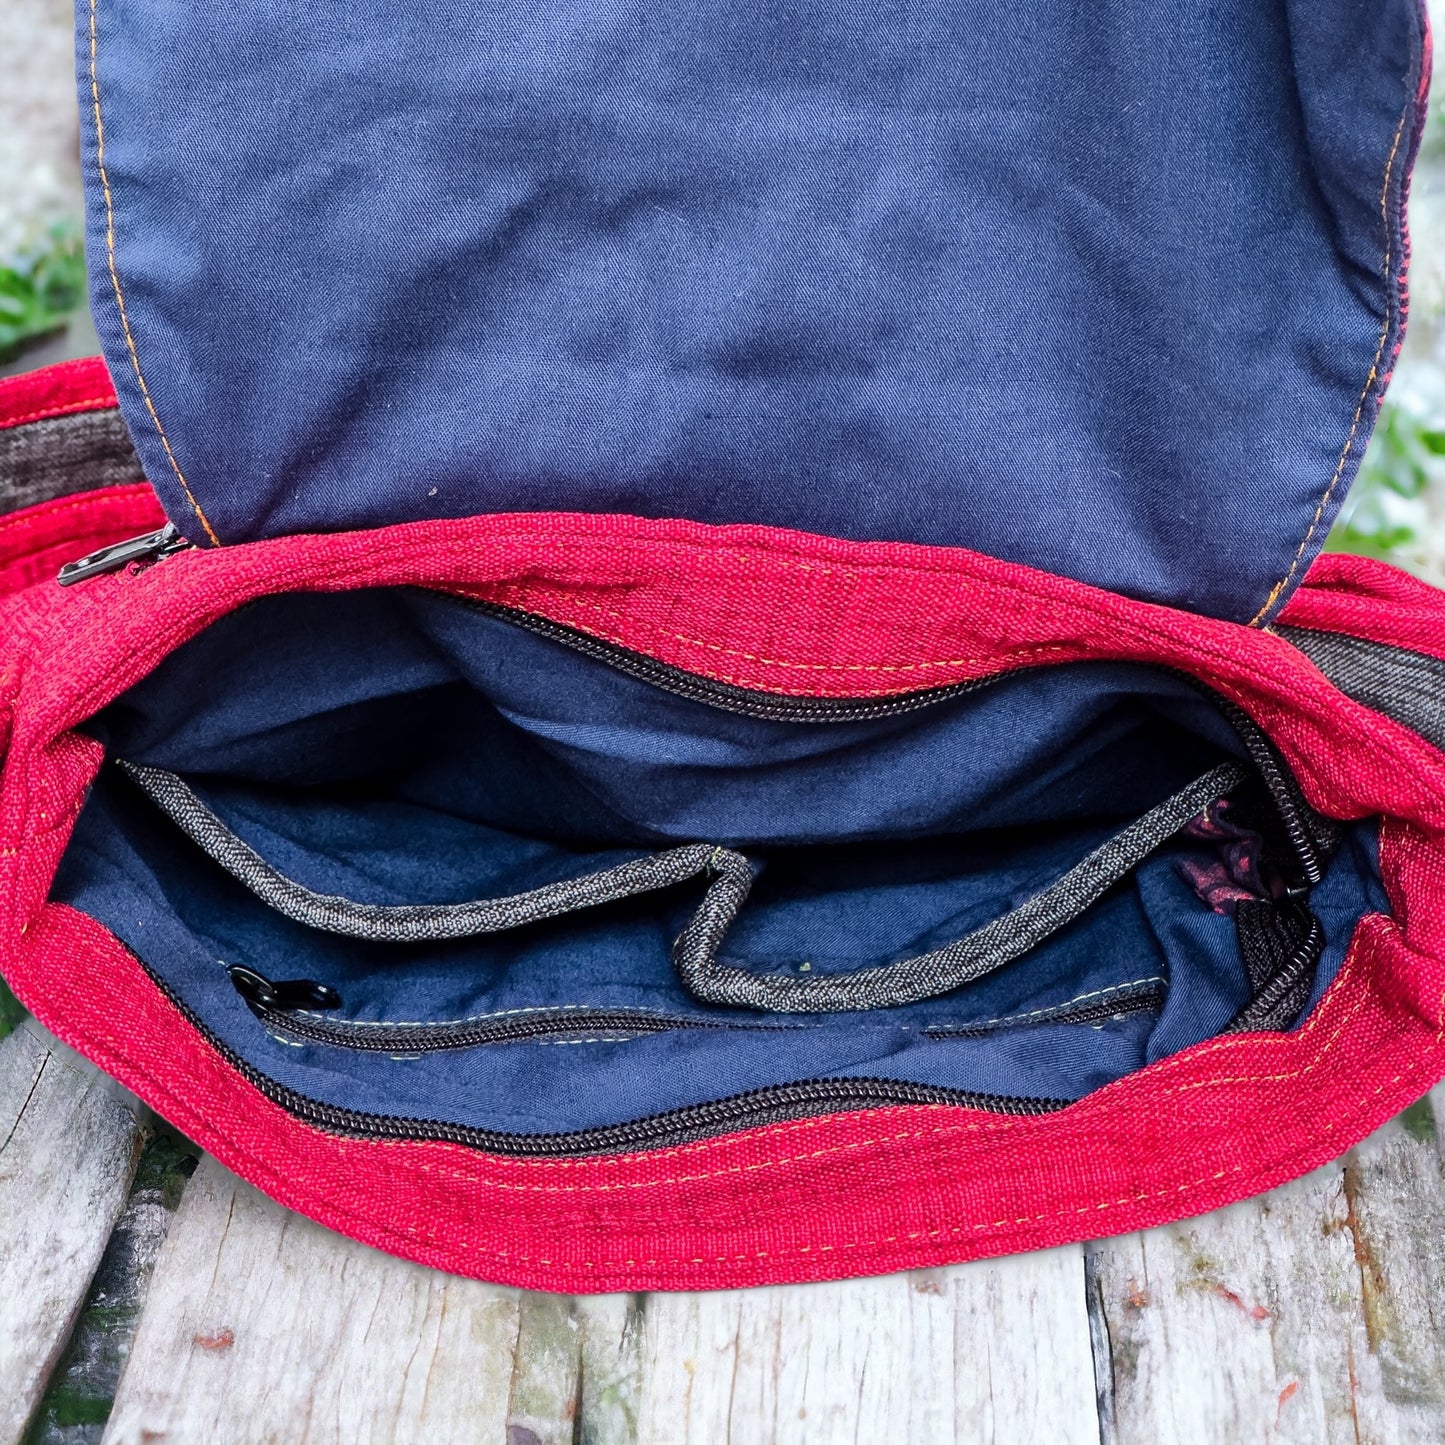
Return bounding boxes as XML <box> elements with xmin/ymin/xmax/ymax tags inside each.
<box><xmin>118</xmin><ymin>758</ymin><xmax>1246</xmax><ymax>1014</ymax></box>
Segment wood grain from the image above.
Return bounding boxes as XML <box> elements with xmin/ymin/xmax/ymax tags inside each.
<box><xmin>0</xmin><ymin>1024</ymin><xmax>144</xmax><ymax>1445</ymax></box>
<box><xmin>25</xmin><ymin>1133</ymin><xmax>196</xmax><ymax>1443</ymax></box>
<box><xmin>628</xmin><ymin>1245</ymin><xmax>1099</xmax><ymax>1444</ymax></box>
<box><xmin>100</xmin><ymin>1155</ymin><xmax>525</xmax><ymax>1444</ymax></box>
<box><xmin>98</xmin><ymin>1150</ymin><xmax>1102</xmax><ymax>1444</ymax></box>
<box><xmin>38</xmin><ymin>1082</ymin><xmax>1445</xmax><ymax>1444</ymax></box>
<box><xmin>1087</xmin><ymin>1087</ymin><xmax>1445</xmax><ymax>1444</ymax></box>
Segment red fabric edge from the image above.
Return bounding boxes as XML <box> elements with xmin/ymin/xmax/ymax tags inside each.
<box><xmin>7</xmin><ymin>865</ymin><xmax>1442</xmax><ymax>1293</ymax></box>
<box><xmin>0</xmin><ymin>485</ymin><xmax>163</xmax><ymax>599</ymax></box>
<box><xmin>1280</xmin><ymin>551</ymin><xmax>1445</xmax><ymax>662</ymax></box>
<box><xmin>0</xmin><ymin>357</ymin><xmax>118</xmax><ymax>431</ymax></box>
<box><xmin>2</xmin><ymin>499</ymin><xmax>1445</xmax><ymax>1289</ymax></box>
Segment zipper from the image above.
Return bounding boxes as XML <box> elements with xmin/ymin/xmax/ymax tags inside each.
<box><xmin>50</xmin><ymin>532</ymin><xmax>1338</xmax><ymax>875</ymax></box>
<box><xmin>57</xmin><ymin>523</ymin><xmax>193</xmax><ymax>586</ymax></box>
<box><xmin>1202</xmin><ymin>690</ymin><xmax>1334</xmax><ymax>889</ymax></box>
<box><xmin>236</xmin><ymin>965</ymin><xmax>802</xmax><ymax>1051</ymax></box>
<box><xmin>448</xmin><ymin>595</ymin><xmax>1006</xmax><ymax>723</ymax></box>
<box><xmin>121</xmin><ymin>945</ymin><xmax>1065</xmax><ymax>1156</ymax></box>
<box><xmin>234</xmin><ymin>962</ymin><xmax>1167</xmax><ymax>1054</ymax></box>
<box><xmin>453</xmin><ymin>597</ymin><xmax>1330</xmax><ymax>888</ymax></box>
<box><xmin>63</xmin><ymin>566</ymin><xmax>1325</xmax><ymax>1148</ymax></box>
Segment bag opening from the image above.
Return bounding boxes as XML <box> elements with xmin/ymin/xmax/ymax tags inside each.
<box><xmin>49</xmin><ymin>586</ymin><xmax>1388</xmax><ymax>1149</ymax></box>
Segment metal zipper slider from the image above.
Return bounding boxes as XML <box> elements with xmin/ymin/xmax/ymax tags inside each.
<box><xmin>227</xmin><ymin>963</ymin><xmax>342</xmax><ymax>1013</ymax></box>
<box><xmin>58</xmin><ymin>523</ymin><xmax>192</xmax><ymax>586</ymax></box>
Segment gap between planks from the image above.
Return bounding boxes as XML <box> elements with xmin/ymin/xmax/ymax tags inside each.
<box><xmin>97</xmin><ymin>1153</ymin><xmax>1099</xmax><ymax>1445</ymax></box>
<box><xmin>10</xmin><ymin>1017</ymin><xmax>1445</xmax><ymax>1443</ymax></box>
<box><xmin>0</xmin><ymin>1022</ymin><xmax>146</xmax><ymax>1445</ymax></box>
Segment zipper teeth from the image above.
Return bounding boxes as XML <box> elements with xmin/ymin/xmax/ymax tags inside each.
<box><xmin>266</xmin><ymin>1073</ymin><xmax>1066</xmax><ymax>1156</ymax></box>
<box><xmin>255</xmin><ymin>1006</ymin><xmax>798</xmax><ymax>1052</ymax></box>
<box><xmin>258</xmin><ymin>985</ymin><xmax>1169</xmax><ymax>1053</ymax></box>
<box><xmin>87</xmin><ymin>592</ymin><xmax>1313</xmax><ymax>1153</ymax></box>
<box><xmin>1227</xmin><ymin>912</ymin><xmax>1326</xmax><ymax>1034</ymax></box>
<box><xmin>1157</xmin><ymin>668</ymin><xmax>1328</xmax><ymax>888</ymax></box>
<box><xmin>1206</xmin><ymin>693</ymin><xmax>1326</xmax><ymax>886</ymax></box>
<box><xmin>449</xmin><ymin>596</ymin><xmax>1007</xmax><ymax>722</ymax></box>
<box><xmin>458</xmin><ymin>598</ymin><xmax>1327</xmax><ymax>888</ymax></box>
<box><xmin>120</xmin><ymin>947</ymin><xmax>1063</xmax><ymax>1155</ymax></box>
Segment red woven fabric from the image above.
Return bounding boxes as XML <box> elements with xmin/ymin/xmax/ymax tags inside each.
<box><xmin>0</xmin><ymin>357</ymin><xmax>117</xmax><ymax>429</ymax></box>
<box><xmin>2</xmin><ymin>364</ymin><xmax>1445</xmax><ymax>1290</ymax></box>
<box><xmin>1281</xmin><ymin>551</ymin><xmax>1445</xmax><ymax>661</ymax></box>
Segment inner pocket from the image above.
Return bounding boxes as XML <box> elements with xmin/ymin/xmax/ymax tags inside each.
<box><xmin>49</xmin><ymin>587</ymin><xmax>1389</xmax><ymax>1145</ymax></box>
<box><xmin>116</xmin><ymin>752</ymin><xmax>1246</xmax><ymax>1015</ymax></box>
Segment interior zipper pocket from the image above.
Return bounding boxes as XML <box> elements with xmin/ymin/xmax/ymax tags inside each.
<box><xmin>55</xmin><ymin>583</ymin><xmax>1364</xmax><ymax>1150</ymax></box>
<box><xmin>122</xmin><ymin>940</ymin><xmax>1072</xmax><ymax>1153</ymax></box>
<box><xmin>227</xmin><ymin>965</ymin><xmax>802</xmax><ymax>1051</ymax></box>
<box><xmin>121</xmin><ymin>755</ymin><xmax>1249</xmax><ymax>1014</ymax></box>
<box><xmin>230</xmin><ymin>968</ymin><xmax>1168</xmax><ymax>1053</ymax></box>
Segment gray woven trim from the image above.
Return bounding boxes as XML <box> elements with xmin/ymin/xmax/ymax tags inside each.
<box><xmin>0</xmin><ymin>409</ymin><xmax>144</xmax><ymax>512</ymax></box>
<box><xmin>116</xmin><ymin>761</ymin><xmax>731</xmax><ymax>942</ymax></box>
<box><xmin>120</xmin><ymin>757</ymin><xmax>1245</xmax><ymax>1014</ymax></box>
<box><xmin>671</xmin><ymin>761</ymin><xmax>1249</xmax><ymax>1013</ymax></box>
<box><xmin>1279</xmin><ymin>625</ymin><xmax>1445</xmax><ymax>753</ymax></box>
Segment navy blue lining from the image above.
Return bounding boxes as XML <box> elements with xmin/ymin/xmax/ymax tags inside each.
<box><xmin>79</xmin><ymin>0</ymin><xmax>1424</xmax><ymax>619</ymax></box>
<box><xmin>52</xmin><ymin>591</ymin><xmax>1388</xmax><ymax>1134</ymax></box>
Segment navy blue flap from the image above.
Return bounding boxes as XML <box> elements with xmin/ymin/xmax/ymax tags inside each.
<box><xmin>78</xmin><ymin>0</ymin><xmax>1426</xmax><ymax>621</ymax></box>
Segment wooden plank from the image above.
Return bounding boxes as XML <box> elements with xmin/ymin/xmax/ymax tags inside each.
<box><xmin>101</xmin><ymin>1155</ymin><xmax>525</xmax><ymax>1445</ymax></box>
<box><xmin>0</xmin><ymin>1023</ymin><xmax>145</xmax><ymax>1445</ymax></box>
<box><xmin>574</xmin><ymin>1294</ymin><xmax>643</xmax><ymax>1445</ymax></box>
<box><xmin>25</xmin><ymin>1133</ymin><xmax>197</xmax><ymax>1443</ymax></box>
<box><xmin>102</xmin><ymin>1152</ymin><xmax>1100</xmax><ymax>1444</ymax></box>
<box><xmin>633</xmin><ymin>1246</ymin><xmax>1101</xmax><ymax>1444</ymax></box>
<box><xmin>1087</xmin><ymin>1087</ymin><xmax>1445</xmax><ymax>1444</ymax></box>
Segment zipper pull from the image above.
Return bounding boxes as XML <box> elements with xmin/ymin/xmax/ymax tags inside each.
<box><xmin>58</xmin><ymin>523</ymin><xmax>192</xmax><ymax>586</ymax></box>
<box><xmin>227</xmin><ymin>963</ymin><xmax>342</xmax><ymax>1012</ymax></box>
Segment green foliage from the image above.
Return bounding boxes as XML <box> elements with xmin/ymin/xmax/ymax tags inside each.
<box><xmin>1327</xmin><ymin>402</ymin><xmax>1445</xmax><ymax>562</ymax></box>
<box><xmin>0</xmin><ymin>223</ymin><xmax>88</xmax><ymax>363</ymax></box>
<box><xmin>0</xmin><ymin>974</ymin><xmax>23</xmax><ymax>1039</ymax></box>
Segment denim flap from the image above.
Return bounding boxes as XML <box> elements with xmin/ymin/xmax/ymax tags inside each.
<box><xmin>78</xmin><ymin>0</ymin><xmax>1426</xmax><ymax>621</ymax></box>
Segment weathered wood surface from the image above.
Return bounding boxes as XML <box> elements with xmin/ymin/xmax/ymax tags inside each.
<box><xmin>1087</xmin><ymin>1086</ymin><xmax>1445</xmax><ymax>1445</ymax></box>
<box><xmin>0</xmin><ymin>1024</ymin><xmax>144</xmax><ymax>1445</ymax></box>
<box><xmin>632</xmin><ymin>1246</ymin><xmax>1099</xmax><ymax>1444</ymax></box>
<box><xmin>89</xmin><ymin>1089</ymin><xmax>1445</xmax><ymax>1443</ymax></box>
<box><xmin>2</xmin><ymin>1013</ymin><xmax>1445</xmax><ymax>1443</ymax></box>
<box><xmin>101</xmin><ymin>1155</ymin><xmax>1100</xmax><ymax>1445</ymax></box>
<box><xmin>101</xmin><ymin>1153</ymin><xmax>524</xmax><ymax>1445</ymax></box>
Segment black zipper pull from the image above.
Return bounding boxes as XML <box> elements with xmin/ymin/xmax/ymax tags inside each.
<box><xmin>58</xmin><ymin>523</ymin><xmax>192</xmax><ymax>586</ymax></box>
<box><xmin>227</xmin><ymin>963</ymin><xmax>342</xmax><ymax>1012</ymax></box>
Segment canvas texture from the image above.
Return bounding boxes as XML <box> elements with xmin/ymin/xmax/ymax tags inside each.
<box><xmin>1</xmin><ymin>1</ymin><xmax>1440</xmax><ymax>1291</ymax></box>
<box><xmin>2</xmin><ymin>366</ymin><xmax>1445</xmax><ymax>1289</ymax></box>
<box><xmin>77</xmin><ymin>0</ymin><xmax>1428</xmax><ymax>621</ymax></box>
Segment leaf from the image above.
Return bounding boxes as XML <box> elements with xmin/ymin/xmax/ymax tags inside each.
<box><xmin>1327</xmin><ymin>401</ymin><xmax>1445</xmax><ymax>565</ymax></box>
<box><xmin>0</xmin><ymin>221</ymin><xmax>89</xmax><ymax>363</ymax></box>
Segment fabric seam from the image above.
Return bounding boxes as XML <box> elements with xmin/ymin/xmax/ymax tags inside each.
<box><xmin>1249</xmin><ymin>59</ymin><xmax>1417</xmax><ymax>625</ymax></box>
<box><xmin>86</xmin><ymin>0</ymin><xmax>219</xmax><ymax>546</ymax></box>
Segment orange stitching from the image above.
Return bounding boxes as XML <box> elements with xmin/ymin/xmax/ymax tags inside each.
<box><xmin>490</xmin><ymin>583</ymin><xmax>1079</xmax><ymax>682</ymax></box>
<box><xmin>86</xmin><ymin>0</ymin><xmax>219</xmax><ymax>546</ymax></box>
<box><xmin>2</xmin><ymin>397</ymin><xmax>117</xmax><ymax>429</ymax></box>
<box><xmin>0</xmin><ymin>486</ymin><xmax>154</xmax><ymax>543</ymax></box>
<box><xmin>85</xmin><ymin>1006</ymin><xmax>1443</xmax><ymax>1271</ymax></box>
<box><xmin>21</xmin><ymin>852</ymin><xmax>1445</xmax><ymax>1268</ymax></box>
<box><xmin>1250</xmin><ymin>94</ymin><xmax>1414</xmax><ymax>625</ymax></box>
<box><xmin>298</xmin><ymin>929</ymin><xmax>1379</xmax><ymax>1193</ymax></box>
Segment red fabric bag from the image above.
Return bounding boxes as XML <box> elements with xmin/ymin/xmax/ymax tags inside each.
<box><xmin>1</xmin><ymin>1</ymin><xmax>1442</xmax><ymax>1291</ymax></box>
